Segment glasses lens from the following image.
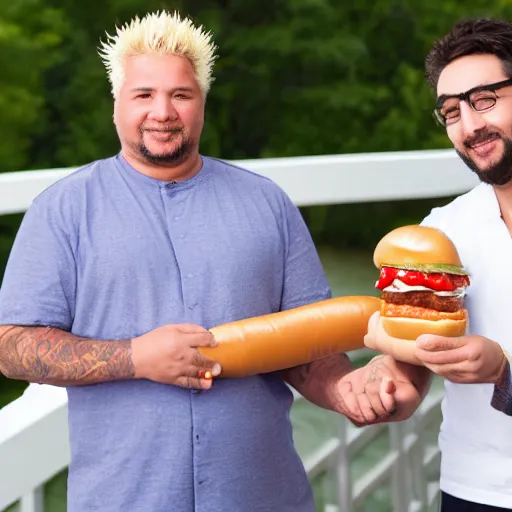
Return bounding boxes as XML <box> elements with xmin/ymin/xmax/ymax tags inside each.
<box><xmin>433</xmin><ymin>109</ymin><xmax>446</xmax><ymax>126</ymax></box>
<box><xmin>470</xmin><ymin>91</ymin><xmax>497</xmax><ymax>112</ymax></box>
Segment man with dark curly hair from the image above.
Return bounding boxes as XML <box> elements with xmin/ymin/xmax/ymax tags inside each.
<box><xmin>363</xmin><ymin>18</ymin><xmax>512</xmax><ymax>512</ymax></box>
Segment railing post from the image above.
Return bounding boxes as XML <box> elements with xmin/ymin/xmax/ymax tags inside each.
<box><xmin>408</xmin><ymin>415</ymin><xmax>429</xmax><ymax>509</ymax></box>
<box><xmin>389</xmin><ymin>423</ymin><xmax>410</xmax><ymax>512</ymax></box>
<box><xmin>20</xmin><ymin>486</ymin><xmax>44</xmax><ymax>512</ymax></box>
<box><xmin>335</xmin><ymin>416</ymin><xmax>353</xmax><ymax>512</ymax></box>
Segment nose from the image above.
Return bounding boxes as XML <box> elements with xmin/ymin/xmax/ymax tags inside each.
<box><xmin>458</xmin><ymin>100</ymin><xmax>486</xmax><ymax>136</ymax></box>
<box><xmin>147</xmin><ymin>96</ymin><xmax>178</xmax><ymax>122</ymax></box>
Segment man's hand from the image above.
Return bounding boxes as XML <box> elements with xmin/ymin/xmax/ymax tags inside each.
<box><xmin>415</xmin><ymin>333</ymin><xmax>506</xmax><ymax>384</ymax></box>
<box><xmin>364</xmin><ymin>312</ymin><xmax>422</xmax><ymax>365</ymax></box>
<box><xmin>336</xmin><ymin>354</ymin><xmax>428</xmax><ymax>427</ymax></box>
<box><xmin>132</xmin><ymin>324</ymin><xmax>222</xmax><ymax>390</ymax></box>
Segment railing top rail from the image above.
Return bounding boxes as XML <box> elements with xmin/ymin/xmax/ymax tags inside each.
<box><xmin>0</xmin><ymin>149</ymin><xmax>478</xmax><ymax>215</ymax></box>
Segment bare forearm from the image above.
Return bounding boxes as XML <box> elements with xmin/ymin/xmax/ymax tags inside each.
<box><xmin>0</xmin><ymin>325</ymin><xmax>135</xmax><ymax>386</ymax></box>
<box><xmin>281</xmin><ymin>353</ymin><xmax>353</xmax><ymax>411</ymax></box>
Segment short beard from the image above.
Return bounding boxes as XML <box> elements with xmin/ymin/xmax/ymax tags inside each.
<box><xmin>457</xmin><ymin>133</ymin><xmax>512</xmax><ymax>186</ymax></box>
<box><xmin>136</xmin><ymin>130</ymin><xmax>195</xmax><ymax>166</ymax></box>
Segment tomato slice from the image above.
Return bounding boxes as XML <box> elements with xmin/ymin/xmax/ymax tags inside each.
<box><xmin>375</xmin><ymin>266</ymin><xmax>470</xmax><ymax>291</ymax></box>
<box><xmin>375</xmin><ymin>266</ymin><xmax>398</xmax><ymax>289</ymax></box>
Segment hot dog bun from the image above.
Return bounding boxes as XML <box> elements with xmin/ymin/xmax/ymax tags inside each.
<box><xmin>199</xmin><ymin>295</ymin><xmax>381</xmax><ymax>378</ymax></box>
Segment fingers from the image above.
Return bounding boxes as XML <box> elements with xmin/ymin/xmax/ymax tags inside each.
<box><xmin>364</xmin><ymin>315</ymin><xmax>421</xmax><ymax>366</ymax></box>
<box><xmin>416</xmin><ymin>334</ymin><xmax>465</xmax><ymax>352</ymax></box>
<box><xmin>379</xmin><ymin>377</ymin><xmax>397</xmax><ymax>413</ymax></box>
<box><xmin>415</xmin><ymin>344</ymin><xmax>470</xmax><ymax>365</ymax></box>
<box><xmin>177</xmin><ymin>362</ymin><xmax>222</xmax><ymax>389</ymax></box>
<box><xmin>368</xmin><ymin>311</ymin><xmax>381</xmax><ymax>332</ymax></box>
<box><xmin>338</xmin><ymin>388</ymin><xmax>367</xmax><ymax>426</ymax></box>
<box><xmin>176</xmin><ymin>375</ymin><xmax>215</xmax><ymax>391</ymax></box>
<box><xmin>339</xmin><ymin>383</ymin><xmax>394</xmax><ymax>426</ymax></box>
<box><xmin>173</xmin><ymin>323</ymin><xmax>211</xmax><ymax>334</ymax></box>
<box><xmin>188</xmin><ymin>331</ymin><xmax>218</xmax><ymax>348</ymax></box>
<box><xmin>364</xmin><ymin>312</ymin><xmax>381</xmax><ymax>349</ymax></box>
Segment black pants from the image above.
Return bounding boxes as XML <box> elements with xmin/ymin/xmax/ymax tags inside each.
<box><xmin>441</xmin><ymin>492</ymin><xmax>512</xmax><ymax>511</ymax></box>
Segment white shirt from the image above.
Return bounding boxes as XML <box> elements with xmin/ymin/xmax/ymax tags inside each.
<box><xmin>421</xmin><ymin>183</ymin><xmax>512</xmax><ymax>507</ymax></box>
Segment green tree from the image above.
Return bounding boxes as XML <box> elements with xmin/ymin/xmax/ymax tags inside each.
<box><xmin>0</xmin><ymin>1</ymin><xmax>66</xmax><ymax>172</ymax></box>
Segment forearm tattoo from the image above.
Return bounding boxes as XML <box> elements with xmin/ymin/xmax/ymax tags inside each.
<box><xmin>0</xmin><ymin>325</ymin><xmax>134</xmax><ymax>386</ymax></box>
<box><xmin>366</xmin><ymin>355</ymin><xmax>387</xmax><ymax>384</ymax></box>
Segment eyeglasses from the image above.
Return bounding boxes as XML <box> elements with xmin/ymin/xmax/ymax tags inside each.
<box><xmin>433</xmin><ymin>77</ymin><xmax>512</xmax><ymax>126</ymax></box>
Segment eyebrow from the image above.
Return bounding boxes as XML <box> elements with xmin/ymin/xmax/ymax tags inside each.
<box><xmin>130</xmin><ymin>87</ymin><xmax>196</xmax><ymax>94</ymax></box>
<box><xmin>436</xmin><ymin>81</ymin><xmax>506</xmax><ymax>108</ymax></box>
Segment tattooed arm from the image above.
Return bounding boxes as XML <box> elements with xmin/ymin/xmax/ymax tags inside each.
<box><xmin>280</xmin><ymin>354</ymin><xmax>354</xmax><ymax>411</ymax></box>
<box><xmin>0</xmin><ymin>325</ymin><xmax>134</xmax><ymax>386</ymax></box>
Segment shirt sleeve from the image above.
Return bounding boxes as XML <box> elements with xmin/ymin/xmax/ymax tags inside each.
<box><xmin>0</xmin><ymin>194</ymin><xmax>77</xmax><ymax>330</ymax></box>
<box><xmin>279</xmin><ymin>194</ymin><xmax>332</xmax><ymax>311</ymax></box>
<box><xmin>491</xmin><ymin>362</ymin><xmax>512</xmax><ymax>416</ymax></box>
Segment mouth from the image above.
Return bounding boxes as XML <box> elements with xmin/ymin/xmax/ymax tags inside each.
<box><xmin>143</xmin><ymin>127</ymin><xmax>183</xmax><ymax>133</ymax></box>
<box><xmin>467</xmin><ymin>134</ymin><xmax>501</xmax><ymax>157</ymax></box>
<box><xmin>143</xmin><ymin>129</ymin><xmax>183</xmax><ymax>142</ymax></box>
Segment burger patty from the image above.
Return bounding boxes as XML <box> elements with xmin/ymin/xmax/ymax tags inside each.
<box><xmin>381</xmin><ymin>291</ymin><xmax>463</xmax><ymax>313</ymax></box>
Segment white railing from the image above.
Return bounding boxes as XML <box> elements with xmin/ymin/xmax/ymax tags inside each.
<box><xmin>0</xmin><ymin>148</ymin><xmax>478</xmax><ymax>214</ymax></box>
<box><xmin>302</xmin><ymin>385</ymin><xmax>443</xmax><ymax>512</ymax></box>
<box><xmin>0</xmin><ymin>149</ymin><xmax>478</xmax><ymax>512</ymax></box>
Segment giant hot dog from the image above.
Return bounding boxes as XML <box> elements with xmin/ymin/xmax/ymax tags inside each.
<box><xmin>198</xmin><ymin>295</ymin><xmax>380</xmax><ymax>378</ymax></box>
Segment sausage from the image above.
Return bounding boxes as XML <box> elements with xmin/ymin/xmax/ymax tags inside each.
<box><xmin>198</xmin><ymin>296</ymin><xmax>381</xmax><ymax>378</ymax></box>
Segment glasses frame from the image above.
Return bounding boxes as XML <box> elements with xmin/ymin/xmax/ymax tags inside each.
<box><xmin>433</xmin><ymin>77</ymin><xmax>512</xmax><ymax>126</ymax></box>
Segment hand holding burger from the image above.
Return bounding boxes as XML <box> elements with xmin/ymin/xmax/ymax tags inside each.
<box><xmin>414</xmin><ymin>333</ymin><xmax>508</xmax><ymax>384</ymax></box>
<box><xmin>364</xmin><ymin>225</ymin><xmax>471</xmax><ymax>365</ymax></box>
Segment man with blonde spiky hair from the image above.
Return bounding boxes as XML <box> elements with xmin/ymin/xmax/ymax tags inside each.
<box><xmin>100</xmin><ymin>10</ymin><xmax>217</xmax><ymax>98</ymax></box>
<box><xmin>0</xmin><ymin>9</ymin><xmax>423</xmax><ymax>512</ymax></box>
<box><xmin>98</xmin><ymin>10</ymin><xmax>218</xmax><ymax>171</ymax></box>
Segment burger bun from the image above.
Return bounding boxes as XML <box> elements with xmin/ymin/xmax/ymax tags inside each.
<box><xmin>374</xmin><ymin>225</ymin><xmax>463</xmax><ymax>269</ymax></box>
<box><xmin>380</xmin><ymin>315</ymin><xmax>467</xmax><ymax>340</ymax></box>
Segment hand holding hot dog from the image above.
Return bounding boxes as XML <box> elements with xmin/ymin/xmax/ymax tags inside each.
<box><xmin>132</xmin><ymin>324</ymin><xmax>222</xmax><ymax>390</ymax></box>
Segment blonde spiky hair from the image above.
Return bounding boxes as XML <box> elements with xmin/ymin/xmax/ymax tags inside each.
<box><xmin>98</xmin><ymin>10</ymin><xmax>217</xmax><ymax>98</ymax></box>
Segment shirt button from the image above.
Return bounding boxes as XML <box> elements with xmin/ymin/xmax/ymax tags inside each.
<box><xmin>174</xmin><ymin>216</ymin><xmax>180</xmax><ymax>221</ymax></box>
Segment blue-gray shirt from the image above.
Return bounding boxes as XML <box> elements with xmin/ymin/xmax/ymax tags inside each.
<box><xmin>0</xmin><ymin>154</ymin><xmax>331</xmax><ymax>512</ymax></box>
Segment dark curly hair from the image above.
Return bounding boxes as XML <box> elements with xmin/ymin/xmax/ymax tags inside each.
<box><xmin>425</xmin><ymin>18</ymin><xmax>512</xmax><ymax>87</ymax></box>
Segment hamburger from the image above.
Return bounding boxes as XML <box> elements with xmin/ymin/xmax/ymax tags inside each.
<box><xmin>373</xmin><ymin>225</ymin><xmax>470</xmax><ymax>340</ymax></box>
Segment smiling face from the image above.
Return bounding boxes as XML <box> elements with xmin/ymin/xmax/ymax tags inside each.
<box><xmin>113</xmin><ymin>53</ymin><xmax>205</xmax><ymax>169</ymax></box>
<box><xmin>437</xmin><ymin>53</ymin><xmax>512</xmax><ymax>186</ymax></box>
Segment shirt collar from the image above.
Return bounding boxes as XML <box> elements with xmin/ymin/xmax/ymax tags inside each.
<box><xmin>114</xmin><ymin>152</ymin><xmax>212</xmax><ymax>190</ymax></box>
<box><xmin>471</xmin><ymin>183</ymin><xmax>502</xmax><ymax>221</ymax></box>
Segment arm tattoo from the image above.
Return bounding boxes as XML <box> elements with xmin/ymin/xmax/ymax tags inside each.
<box><xmin>366</xmin><ymin>355</ymin><xmax>387</xmax><ymax>384</ymax></box>
<box><xmin>0</xmin><ymin>325</ymin><xmax>135</xmax><ymax>386</ymax></box>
